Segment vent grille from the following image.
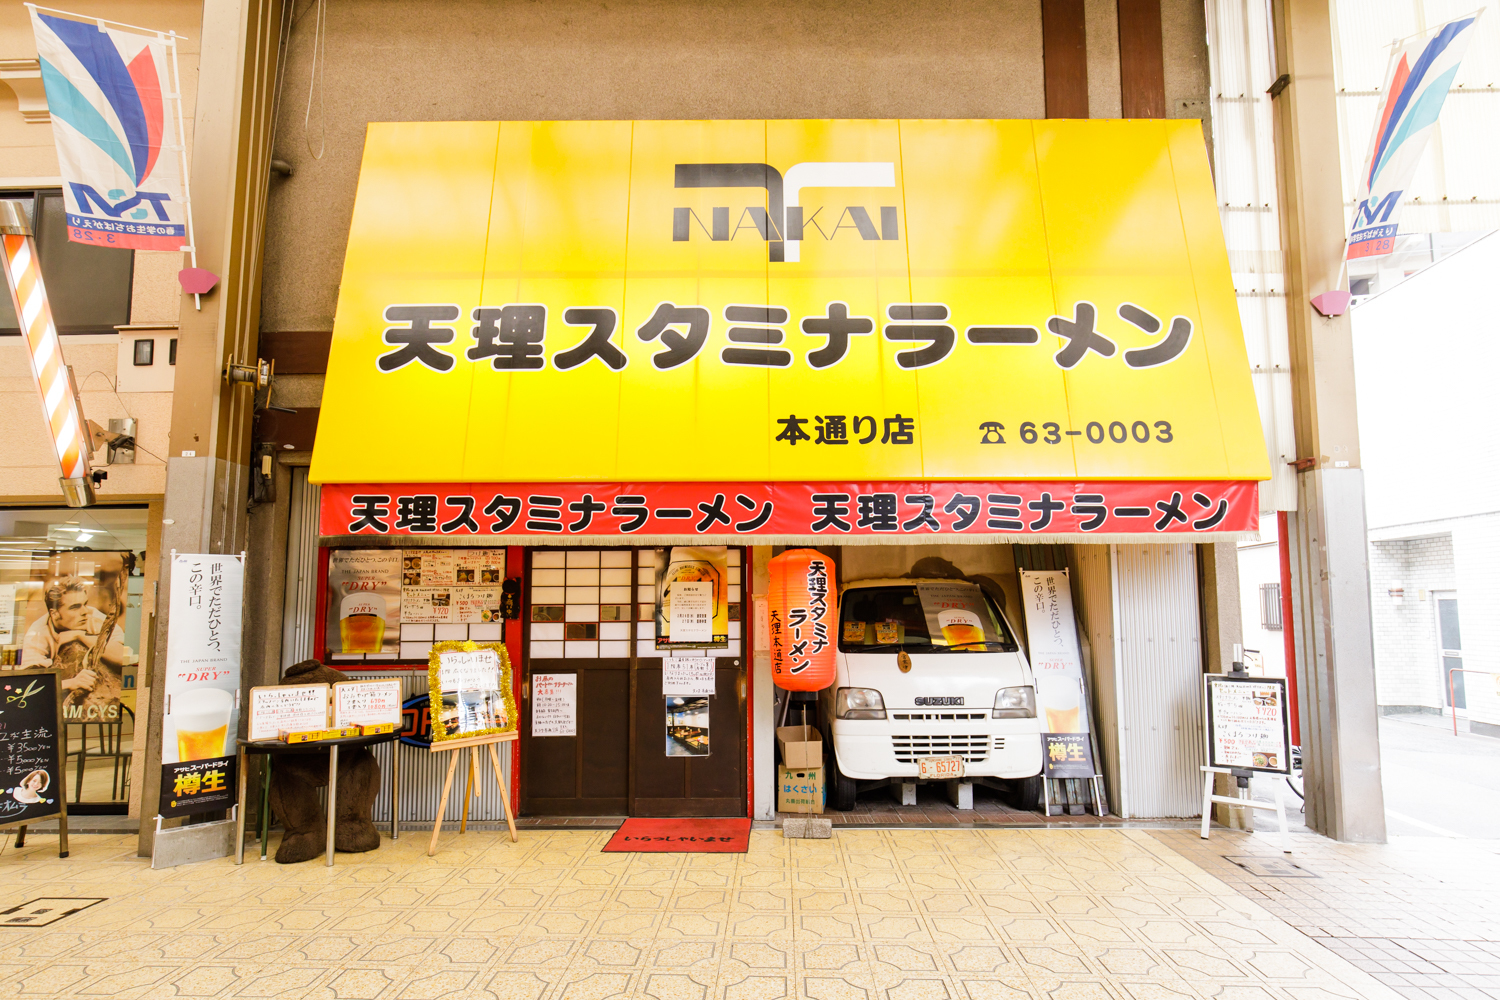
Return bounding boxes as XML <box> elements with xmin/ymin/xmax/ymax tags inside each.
<box><xmin>892</xmin><ymin>712</ymin><xmax>988</xmax><ymax>721</ymax></box>
<box><xmin>993</xmin><ymin>736</ymin><xmax>1006</xmax><ymax>753</ymax></box>
<box><xmin>892</xmin><ymin>735</ymin><xmax>990</xmax><ymax>763</ymax></box>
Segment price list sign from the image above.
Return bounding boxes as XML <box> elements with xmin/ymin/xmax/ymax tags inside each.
<box><xmin>1204</xmin><ymin>675</ymin><xmax>1291</xmax><ymax>774</ymax></box>
<box><xmin>0</xmin><ymin>671</ymin><xmax>65</xmax><ymax>829</ymax></box>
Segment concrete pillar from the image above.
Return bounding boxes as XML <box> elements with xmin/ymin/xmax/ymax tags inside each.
<box><xmin>138</xmin><ymin>0</ymin><xmax>284</xmax><ymax>856</ymax></box>
<box><xmin>1270</xmin><ymin>0</ymin><xmax>1386</xmax><ymax>843</ymax></box>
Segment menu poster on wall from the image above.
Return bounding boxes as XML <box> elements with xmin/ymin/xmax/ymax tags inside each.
<box><xmin>1205</xmin><ymin>675</ymin><xmax>1291</xmax><ymax>774</ymax></box>
<box><xmin>404</xmin><ymin>549</ymin><xmax>504</xmax><ymax>586</ymax></box>
<box><xmin>332</xmin><ymin>679</ymin><xmax>403</xmax><ymax>729</ymax></box>
<box><xmin>453</xmin><ymin>586</ymin><xmax>504</xmax><ymax>623</ymax></box>
<box><xmin>1019</xmin><ymin>569</ymin><xmax>1098</xmax><ymax>780</ymax></box>
<box><xmin>655</xmin><ymin>547</ymin><xmax>729</xmax><ymax>649</ymax></box>
<box><xmin>247</xmin><ymin>684</ymin><xmax>329</xmax><ymax>741</ymax></box>
<box><xmin>401</xmin><ymin>586</ymin><xmax>455</xmax><ymax>624</ymax></box>
<box><xmin>327</xmin><ymin>550</ymin><xmax>401</xmax><ymax>656</ymax></box>
<box><xmin>532</xmin><ymin>673</ymin><xmax>576</xmax><ymax>737</ymax></box>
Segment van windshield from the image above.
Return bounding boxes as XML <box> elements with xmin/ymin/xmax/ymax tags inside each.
<box><xmin>839</xmin><ymin>582</ymin><xmax>1018</xmax><ymax>653</ymax></box>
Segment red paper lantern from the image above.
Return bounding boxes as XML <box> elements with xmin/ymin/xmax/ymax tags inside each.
<box><xmin>768</xmin><ymin>548</ymin><xmax>838</xmax><ymax>691</ymax></box>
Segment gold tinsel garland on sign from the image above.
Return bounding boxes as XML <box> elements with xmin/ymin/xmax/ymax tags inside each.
<box><xmin>427</xmin><ymin>639</ymin><xmax>518</xmax><ymax>743</ymax></box>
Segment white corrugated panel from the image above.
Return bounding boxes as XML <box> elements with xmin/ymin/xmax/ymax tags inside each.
<box><xmin>345</xmin><ymin>669</ymin><xmax>516</xmax><ymax>824</ymax></box>
<box><xmin>1113</xmin><ymin>543</ymin><xmax>1205</xmax><ymax>818</ymax></box>
<box><xmin>1071</xmin><ymin>545</ymin><xmax>1120</xmax><ymax>814</ymax></box>
<box><xmin>1206</xmin><ymin>0</ymin><xmax>1296</xmax><ymax>512</ymax></box>
<box><xmin>281</xmin><ymin>467</ymin><xmax>321</xmax><ymax>666</ymax></box>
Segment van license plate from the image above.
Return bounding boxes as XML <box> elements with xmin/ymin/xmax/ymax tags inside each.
<box><xmin>917</xmin><ymin>755</ymin><xmax>965</xmax><ymax>780</ymax></box>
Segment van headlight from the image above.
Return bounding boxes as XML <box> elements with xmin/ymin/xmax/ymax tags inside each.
<box><xmin>993</xmin><ymin>686</ymin><xmax>1036</xmax><ymax>719</ymax></box>
<box><xmin>836</xmin><ymin>688</ymin><xmax>887</xmax><ymax>720</ymax></box>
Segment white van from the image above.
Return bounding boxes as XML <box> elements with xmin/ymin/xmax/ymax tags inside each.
<box><xmin>816</xmin><ymin>577</ymin><xmax>1044</xmax><ymax>810</ymax></box>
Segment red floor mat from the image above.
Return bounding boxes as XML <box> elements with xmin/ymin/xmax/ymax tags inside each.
<box><xmin>601</xmin><ymin>817</ymin><xmax>751</xmax><ymax>853</ymax></box>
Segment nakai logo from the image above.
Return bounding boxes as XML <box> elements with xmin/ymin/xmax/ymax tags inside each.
<box><xmin>673</xmin><ymin>162</ymin><xmax>898</xmax><ymax>262</ymax></box>
<box><xmin>1354</xmin><ymin>190</ymin><xmax>1401</xmax><ymax>230</ymax></box>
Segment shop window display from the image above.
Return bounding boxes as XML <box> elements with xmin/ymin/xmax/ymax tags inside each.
<box><xmin>0</xmin><ymin>507</ymin><xmax>147</xmax><ymax>812</ymax></box>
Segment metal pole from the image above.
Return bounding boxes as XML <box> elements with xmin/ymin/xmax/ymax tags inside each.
<box><xmin>165</xmin><ymin>29</ymin><xmax>201</xmax><ymax>310</ymax></box>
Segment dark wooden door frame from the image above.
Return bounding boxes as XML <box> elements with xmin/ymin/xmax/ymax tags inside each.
<box><xmin>518</xmin><ymin>544</ymin><xmax>749</xmax><ymax>819</ymax></box>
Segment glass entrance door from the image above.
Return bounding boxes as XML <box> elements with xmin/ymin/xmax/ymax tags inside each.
<box><xmin>1436</xmin><ymin>592</ymin><xmax>1464</xmax><ymax>711</ymax></box>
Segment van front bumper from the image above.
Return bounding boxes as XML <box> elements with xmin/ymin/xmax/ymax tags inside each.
<box><xmin>830</xmin><ymin>720</ymin><xmax>1044</xmax><ymax>781</ymax></box>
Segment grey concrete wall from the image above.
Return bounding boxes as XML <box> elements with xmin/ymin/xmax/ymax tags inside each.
<box><xmin>260</xmin><ymin>0</ymin><xmax>1048</xmax><ymax>332</ymax></box>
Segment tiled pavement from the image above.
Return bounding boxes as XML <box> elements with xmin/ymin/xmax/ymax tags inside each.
<box><xmin>0</xmin><ymin>825</ymin><xmax>1396</xmax><ymax>999</ymax></box>
<box><xmin>1155</xmin><ymin>828</ymin><xmax>1500</xmax><ymax>999</ymax></box>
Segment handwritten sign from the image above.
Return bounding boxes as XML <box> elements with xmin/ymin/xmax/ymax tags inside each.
<box><xmin>247</xmin><ymin>684</ymin><xmax>329</xmax><ymax>741</ymax></box>
<box><xmin>1205</xmin><ymin>675</ymin><xmax>1290</xmax><ymax>774</ymax></box>
<box><xmin>0</xmin><ymin>671</ymin><xmax>63</xmax><ymax>827</ymax></box>
<box><xmin>532</xmin><ymin>673</ymin><xmax>576</xmax><ymax>737</ymax></box>
<box><xmin>663</xmin><ymin>660</ymin><xmax>715</xmax><ymax>697</ymax></box>
<box><xmin>332</xmin><ymin>679</ymin><xmax>403</xmax><ymax>728</ymax></box>
<box><xmin>438</xmin><ymin>650</ymin><xmax>500</xmax><ymax>692</ymax></box>
<box><xmin>428</xmin><ymin>641</ymin><xmax>516</xmax><ymax>741</ymax></box>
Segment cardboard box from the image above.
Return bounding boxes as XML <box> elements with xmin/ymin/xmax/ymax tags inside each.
<box><xmin>778</xmin><ymin>766</ymin><xmax>825</xmax><ymax>814</ymax></box>
<box><xmin>776</xmin><ymin>724</ymin><xmax>823</xmax><ymax>769</ymax></box>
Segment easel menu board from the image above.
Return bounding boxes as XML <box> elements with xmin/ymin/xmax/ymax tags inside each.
<box><xmin>1204</xmin><ymin>674</ymin><xmax>1291</xmax><ymax>774</ymax></box>
<box><xmin>0</xmin><ymin>669</ymin><xmax>68</xmax><ymax>856</ymax></box>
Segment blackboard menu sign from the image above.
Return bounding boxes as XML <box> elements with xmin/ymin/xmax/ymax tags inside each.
<box><xmin>0</xmin><ymin>670</ymin><xmax>66</xmax><ymax>829</ymax></box>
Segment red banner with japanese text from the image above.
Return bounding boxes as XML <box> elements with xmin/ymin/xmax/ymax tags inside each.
<box><xmin>318</xmin><ymin>481</ymin><xmax>1258</xmax><ymax>539</ymax></box>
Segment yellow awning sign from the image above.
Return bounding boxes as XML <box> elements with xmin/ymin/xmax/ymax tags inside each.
<box><xmin>310</xmin><ymin>119</ymin><xmax>1271</xmax><ymax>485</ymax></box>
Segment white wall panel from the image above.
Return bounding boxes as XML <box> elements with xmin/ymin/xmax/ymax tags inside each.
<box><xmin>1113</xmin><ymin>543</ymin><xmax>1205</xmax><ymax>818</ymax></box>
<box><xmin>280</xmin><ymin>468</ymin><xmax>321</xmax><ymax>667</ymax></box>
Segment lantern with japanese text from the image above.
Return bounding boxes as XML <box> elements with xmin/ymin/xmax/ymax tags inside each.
<box><xmin>768</xmin><ymin>549</ymin><xmax>838</xmax><ymax>691</ymax></box>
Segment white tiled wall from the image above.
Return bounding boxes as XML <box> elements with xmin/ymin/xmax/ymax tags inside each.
<box><xmin>529</xmin><ymin>547</ymin><xmax>743</xmax><ymax>660</ymax></box>
<box><xmin>1370</xmin><ymin>534</ymin><xmax>1456</xmax><ymax>710</ymax></box>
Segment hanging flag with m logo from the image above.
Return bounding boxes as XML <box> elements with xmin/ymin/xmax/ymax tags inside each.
<box><xmin>1348</xmin><ymin>14</ymin><xmax>1480</xmax><ymax>260</ymax></box>
<box><xmin>29</xmin><ymin>7</ymin><xmax>188</xmax><ymax>251</ymax></box>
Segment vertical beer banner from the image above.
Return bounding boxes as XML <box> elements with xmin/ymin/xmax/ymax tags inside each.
<box><xmin>159</xmin><ymin>553</ymin><xmax>243</xmax><ymax>818</ymax></box>
<box><xmin>1019</xmin><ymin>569</ymin><xmax>1098</xmax><ymax>779</ymax></box>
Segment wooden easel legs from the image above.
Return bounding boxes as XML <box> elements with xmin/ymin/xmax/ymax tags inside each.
<box><xmin>427</xmin><ymin>740</ymin><xmax>518</xmax><ymax>856</ymax></box>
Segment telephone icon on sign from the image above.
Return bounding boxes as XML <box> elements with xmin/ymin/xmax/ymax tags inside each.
<box><xmin>979</xmin><ymin>422</ymin><xmax>1006</xmax><ymax>444</ymax></box>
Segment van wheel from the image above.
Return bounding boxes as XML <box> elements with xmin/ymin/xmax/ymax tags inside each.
<box><xmin>829</xmin><ymin>756</ymin><xmax>857</xmax><ymax>811</ymax></box>
<box><xmin>1010</xmin><ymin>775</ymin><xmax>1043</xmax><ymax>812</ymax></box>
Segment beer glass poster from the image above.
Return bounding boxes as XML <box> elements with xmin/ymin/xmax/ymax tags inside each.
<box><xmin>1205</xmin><ymin>675</ymin><xmax>1290</xmax><ymax>774</ymax></box>
<box><xmin>1020</xmin><ymin>569</ymin><xmax>1098</xmax><ymax>779</ymax></box>
<box><xmin>161</xmin><ymin>554</ymin><xmax>244</xmax><ymax>765</ymax></box>
<box><xmin>655</xmin><ymin>547</ymin><xmax>728</xmax><ymax>649</ymax></box>
<box><xmin>327</xmin><ymin>550</ymin><xmax>401</xmax><ymax>655</ymax></box>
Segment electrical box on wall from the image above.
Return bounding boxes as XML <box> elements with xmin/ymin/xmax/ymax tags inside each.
<box><xmin>116</xmin><ymin>328</ymin><xmax>177</xmax><ymax>393</ymax></box>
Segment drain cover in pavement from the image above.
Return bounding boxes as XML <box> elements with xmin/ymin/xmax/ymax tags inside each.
<box><xmin>1223</xmin><ymin>856</ymin><xmax>1317</xmax><ymax>878</ymax></box>
<box><xmin>0</xmin><ymin>898</ymin><xmax>105</xmax><ymax>926</ymax></box>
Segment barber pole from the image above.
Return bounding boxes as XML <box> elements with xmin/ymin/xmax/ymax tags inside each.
<box><xmin>0</xmin><ymin>201</ymin><xmax>95</xmax><ymax>506</ymax></box>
